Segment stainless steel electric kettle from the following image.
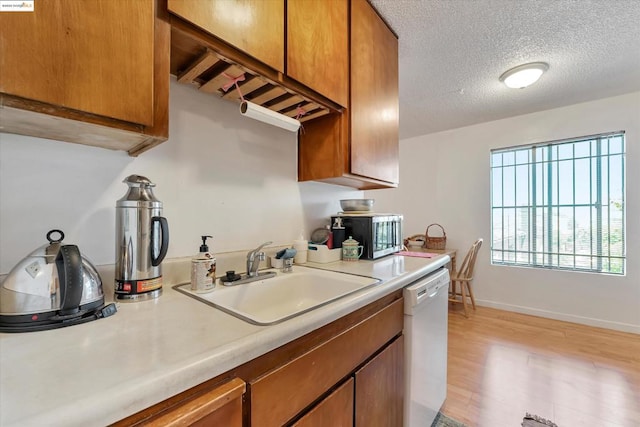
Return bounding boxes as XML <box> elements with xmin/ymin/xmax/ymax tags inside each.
<box><xmin>0</xmin><ymin>230</ymin><xmax>117</xmax><ymax>332</ymax></box>
<box><xmin>115</xmin><ymin>175</ymin><xmax>169</xmax><ymax>301</ymax></box>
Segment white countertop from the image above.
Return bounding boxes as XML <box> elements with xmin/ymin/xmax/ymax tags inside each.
<box><xmin>0</xmin><ymin>254</ymin><xmax>449</xmax><ymax>427</ymax></box>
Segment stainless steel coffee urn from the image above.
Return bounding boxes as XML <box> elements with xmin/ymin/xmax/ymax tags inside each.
<box><xmin>115</xmin><ymin>175</ymin><xmax>169</xmax><ymax>301</ymax></box>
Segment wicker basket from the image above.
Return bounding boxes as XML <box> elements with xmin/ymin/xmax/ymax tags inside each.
<box><xmin>425</xmin><ymin>224</ymin><xmax>447</xmax><ymax>249</ymax></box>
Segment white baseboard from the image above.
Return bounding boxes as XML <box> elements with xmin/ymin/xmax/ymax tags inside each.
<box><xmin>476</xmin><ymin>299</ymin><xmax>640</xmax><ymax>335</ymax></box>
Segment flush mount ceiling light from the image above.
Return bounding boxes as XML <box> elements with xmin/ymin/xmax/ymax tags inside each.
<box><xmin>499</xmin><ymin>62</ymin><xmax>549</xmax><ymax>89</ymax></box>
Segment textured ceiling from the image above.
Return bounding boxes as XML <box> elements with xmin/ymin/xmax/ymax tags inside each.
<box><xmin>369</xmin><ymin>0</ymin><xmax>640</xmax><ymax>139</ymax></box>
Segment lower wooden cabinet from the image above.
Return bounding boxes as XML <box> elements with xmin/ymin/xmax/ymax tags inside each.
<box><xmin>250</xmin><ymin>297</ymin><xmax>403</xmax><ymax>426</ymax></box>
<box><xmin>292</xmin><ymin>335</ymin><xmax>404</xmax><ymax>427</ymax></box>
<box><xmin>355</xmin><ymin>336</ymin><xmax>404</xmax><ymax>426</ymax></box>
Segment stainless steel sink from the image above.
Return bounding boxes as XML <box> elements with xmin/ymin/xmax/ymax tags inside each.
<box><xmin>174</xmin><ymin>266</ymin><xmax>380</xmax><ymax>325</ymax></box>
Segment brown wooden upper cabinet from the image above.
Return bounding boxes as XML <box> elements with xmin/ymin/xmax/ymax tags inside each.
<box><xmin>168</xmin><ymin>0</ymin><xmax>347</xmax><ymax>107</ymax></box>
<box><xmin>0</xmin><ymin>0</ymin><xmax>169</xmax><ymax>155</ymax></box>
<box><xmin>287</xmin><ymin>0</ymin><xmax>349</xmax><ymax>108</ymax></box>
<box><xmin>167</xmin><ymin>0</ymin><xmax>285</xmax><ymax>73</ymax></box>
<box><xmin>298</xmin><ymin>0</ymin><xmax>399</xmax><ymax>189</ymax></box>
<box><xmin>350</xmin><ymin>0</ymin><xmax>399</xmax><ymax>185</ymax></box>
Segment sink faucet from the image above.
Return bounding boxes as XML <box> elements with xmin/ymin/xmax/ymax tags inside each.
<box><xmin>246</xmin><ymin>241</ymin><xmax>272</xmax><ymax>277</ymax></box>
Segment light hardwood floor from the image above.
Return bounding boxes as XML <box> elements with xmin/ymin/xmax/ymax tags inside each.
<box><xmin>441</xmin><ymin>306</ymin><xmax>640</xmax><ymax>427</ymax></box>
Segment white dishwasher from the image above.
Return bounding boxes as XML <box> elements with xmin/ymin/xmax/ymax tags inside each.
<box><xmin>403</xmin><ymin>266</ymin><xmax>450</xmax><ymax>427</ymax></box>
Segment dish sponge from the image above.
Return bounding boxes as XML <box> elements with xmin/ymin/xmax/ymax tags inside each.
<box><xmin>275</xmin><ymin>248</ymin><xmax>297</xmax><ymax>259</ymax></box>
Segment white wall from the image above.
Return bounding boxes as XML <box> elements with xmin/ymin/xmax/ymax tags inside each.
<box><xmin>0</xmin><ymin>78</ymin><xmax>361</xmax><ymax>274</ymax></box>
<box><xmin>369</xmin><ymin>92</ymin><xmax>640</xmax><ymax>333</ymax></box>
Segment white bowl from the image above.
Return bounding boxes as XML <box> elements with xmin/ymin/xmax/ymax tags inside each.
<box><xmin>407</xmin><ymin>240</ymin><xmax>424</xmax><ymax>248</ymax></box>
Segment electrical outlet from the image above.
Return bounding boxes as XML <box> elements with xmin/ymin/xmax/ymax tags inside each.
<box><xmin>25</xmin><ymin>261</ymin><xmax>41</xmax><ymax>279</ymax></box>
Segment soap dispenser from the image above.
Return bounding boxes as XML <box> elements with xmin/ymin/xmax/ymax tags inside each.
<box><xmin>191</xmin><ymin>235</ymin><xmax>216</xmax><ymax>293</ymax></box>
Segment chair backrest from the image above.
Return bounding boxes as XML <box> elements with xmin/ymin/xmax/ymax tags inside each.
<box><xmin>456</xmin><ymin>238</ymin><xmax>483</xmax><ymax>279</ymax></box>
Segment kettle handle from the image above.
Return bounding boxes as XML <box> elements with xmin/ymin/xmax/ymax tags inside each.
<box><xmin>56</xmin><ymin>245</ymin><xmax>84</xmax><ymax>315</ymax></box>
<box><xmin>151</xmin><ymin>216</ymin><xmax>169</xmax><ymax>267</ymax></box>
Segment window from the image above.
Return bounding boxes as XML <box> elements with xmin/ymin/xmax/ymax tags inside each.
<box><xmin>490</xmin><ymin>132</ymin><xmax>626</xmax><ymax>274</ymax></box>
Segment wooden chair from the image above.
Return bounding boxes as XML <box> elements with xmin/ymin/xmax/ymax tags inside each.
<box><xmin>449</xmin><ymin>238</ymin><xmax>483</xmax><ymax>317</ymax></box>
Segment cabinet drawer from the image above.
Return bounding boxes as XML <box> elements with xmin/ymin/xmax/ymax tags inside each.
<box><xmin>117</xmin><ymin>377</ymin><xmax>245</xmax><ymax>427</ymax></box>
<box><xmin>250</xmin><ymin>298</ymin><xmax>403</xmax><ymax>426</ymax></box>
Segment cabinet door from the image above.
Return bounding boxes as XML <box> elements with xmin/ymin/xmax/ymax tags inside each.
<box><xmin>297</xmin><ymin>0</ymin><xmax>399</xmax><ymax>189</ymax></box>
<box><xmin>350</xmin><ymin>0</ymin><xmax>399</xmax><ymax>184</ymax></box>
<box><xmin>354</xmin><ymin>336</ymin><xmax>404</xmax><ymax>427</ymax></box>
<box><xmin>168</xmin><ymin>0</ymin><xmax>284</xmax><ymax>73</ymax></box>
<box><xmin>0</xmin><ymin>0</ymin><xmax>155</xmax><ymax>126</ymax></box>
<box><xmin>293</xmin><ymin>378</ymin><xmax>354</xmax><ymax>427</ymax></box>
<box><xmin>287</xmin><ymin>0</ymin><xmax>348</xmax><ymax>107</ymax></box>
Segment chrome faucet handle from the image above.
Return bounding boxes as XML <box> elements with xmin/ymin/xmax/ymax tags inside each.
<box><xmin>247</xmin><ymin>241</ymin><xmax>273</xmax><ymax>259</ymax></box>
<box><xmin>247</xmin><ymin>241</ymin><xmax>273</xmax><ymax>276</ymax></box>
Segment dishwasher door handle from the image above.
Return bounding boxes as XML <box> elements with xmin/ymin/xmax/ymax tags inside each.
<box><xmin>428</xmin><ymin>282</ymin><xmax>447</xmax><ymax>298</ymax></box>
<box><xmin>417</xmin><ymin>283</ymin><xmax>443</xmax><ymax>303</ymax></box>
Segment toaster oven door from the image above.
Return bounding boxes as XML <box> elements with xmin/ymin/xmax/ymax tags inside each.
<box><xmin>371</xmin><ymin>215</ymin><xmax>403</xmax><ymax>258</ymax></box>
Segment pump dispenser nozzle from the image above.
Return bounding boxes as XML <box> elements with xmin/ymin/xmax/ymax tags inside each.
<box><xmin>200</xmin><ymin>235</ymin><xmax>212</xmax><ymax>252</ymax></box>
